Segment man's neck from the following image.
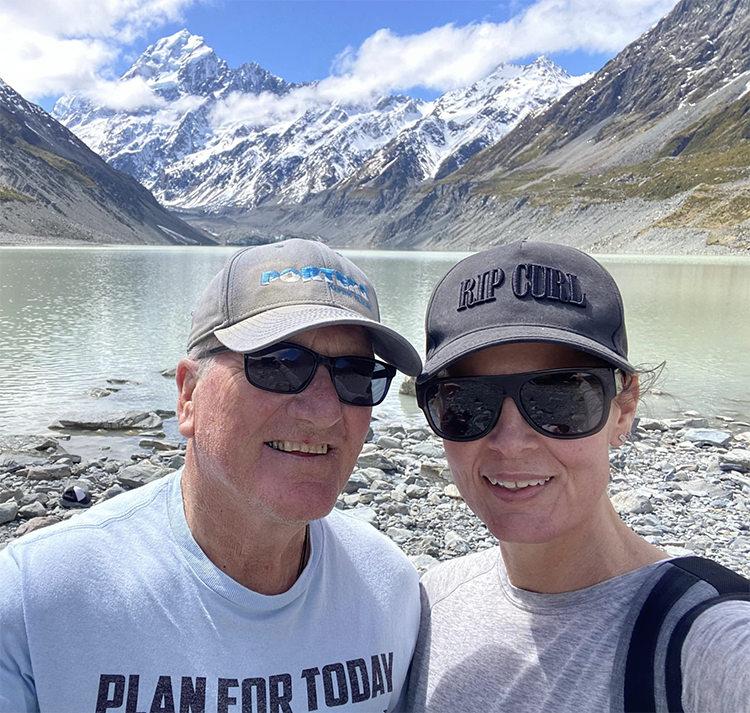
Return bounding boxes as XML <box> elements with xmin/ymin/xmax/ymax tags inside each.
<box><xmin>180</xmin><ymin>460</ymin><xmax>309</xmax><ymax>596</ymax></box>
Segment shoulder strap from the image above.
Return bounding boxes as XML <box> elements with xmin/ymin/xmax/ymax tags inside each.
<box><xmin>669</xmin><ymin>556</ymin><xmax>750</xmax><ymax>594</ymax></box>
<box><xmin>623</xmin><ymin>557</ymin><xmax>750</xmax><ymax>713</ymax></box>
<box><xmin>663</xmin><ymin>559</ymin><xmax>750</xmax><ymax>713</ymax></box>
<box><xmin>623</xmin><ymin>565</ymin><xmax>698</xmax><ymax>712</ymax></box>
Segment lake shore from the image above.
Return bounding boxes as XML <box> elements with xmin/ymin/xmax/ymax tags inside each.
<box><xmin>1</xmin><ymin>231</ymin><xmax>748</xmax><ymax>255</ymax></box>
<box><xmin>2</xmin><ymin>409</ymin><xmax>749</xmax><ymax>579</ymax></box>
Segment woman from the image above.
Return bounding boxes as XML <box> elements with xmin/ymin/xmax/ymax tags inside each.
<box><xmin>405</xmin><ymin>241</ymin><xmax>750</xmax><ymax>713</ymax></box>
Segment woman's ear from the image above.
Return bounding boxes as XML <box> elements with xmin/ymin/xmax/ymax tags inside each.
<box><xmin>609</xmin><ymin>372</ymin><xmax>639</xmax><ymax>447</ymax></box>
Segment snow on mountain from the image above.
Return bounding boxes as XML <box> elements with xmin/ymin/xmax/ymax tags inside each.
<box><xmin>0</xmin><ymin>75</ymin><xmax>213</xmax><ymax>245</ymax></box>
<box><xmin>346</xmin><ymin>56</ymin><xmax>587</xmax><ymax>190</ymax></box>
<box><xmin>52</xmin><ymin>30</ymin><xmax>586</xmax><ymax>210</ymax></box>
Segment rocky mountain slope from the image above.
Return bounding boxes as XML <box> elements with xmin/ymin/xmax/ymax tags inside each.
<box><xmin>0</xmin><ymin>78</ymin><xmax>215</xmax><ymax>245</ymax></box>
<box><xmin>180</xmin><ymin>0</ymin><xmax>750</xmax><ymax>253</ymax></box>
<box><xmin>52</xmin><ymin>31</ymin><xmax>582</xmax><ymax>212</ymax></box>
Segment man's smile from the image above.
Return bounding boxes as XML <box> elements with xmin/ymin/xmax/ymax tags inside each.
<box><xmin>265</xmin><ymin>441</ymin><xmax>329</xmax><ymax>455</ymax></box>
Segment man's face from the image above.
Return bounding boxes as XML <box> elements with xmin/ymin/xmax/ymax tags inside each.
<box><xmin>177</xmin><ymin>325</ymin><xmax>374</xmax><ymax>527</ymax></box>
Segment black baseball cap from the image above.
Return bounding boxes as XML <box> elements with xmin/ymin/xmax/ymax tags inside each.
<box><xmin>188</xmin><ymin>239</ymin><xmax>422</xmax><ymax>376</ymax></box>
<box><xmin>420</xmin><ymin>241</ymin><xmax>634</xmax><ymax>381</ymax></box>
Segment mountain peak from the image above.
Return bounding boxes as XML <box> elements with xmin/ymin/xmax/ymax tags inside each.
<box><xmin>119</xmin><ymin>30</ymin><xmax>226</xmax><ymax>101</ymax></box>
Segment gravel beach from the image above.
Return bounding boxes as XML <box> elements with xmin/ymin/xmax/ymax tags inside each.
<box><xmin>2</xmin><ymin>410</ymin><xmax>749</xmax><ymax>579</ymax></box>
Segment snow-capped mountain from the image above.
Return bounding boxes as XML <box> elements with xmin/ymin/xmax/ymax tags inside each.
<box><xmin>344</xmin><ymin>57</ymin><xmax>586</xmax><ymax>191</ymax></box>
<box><xmin>0</xmin><ymin>76</ymin><xmax>213</xmax><ymax>245</ymax></box>
<box><xmin>52</xmin><ymin>30</ymin><xmax>585</xmax><ymax>211</ymax></box>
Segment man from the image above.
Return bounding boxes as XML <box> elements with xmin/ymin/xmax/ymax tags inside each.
<box><xmin>0</xmin><ymin>239</ymin><xmax>422</xmax><ymax>713</ymax></box>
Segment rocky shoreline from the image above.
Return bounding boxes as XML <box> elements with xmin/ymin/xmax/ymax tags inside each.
<box><xmin>2</xmin><ymin>410</ymin><xmax>750</xmax><ymax>579</ymax></box>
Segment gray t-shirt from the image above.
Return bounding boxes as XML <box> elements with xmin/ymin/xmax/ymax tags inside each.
<box><xmin>405</xmin><ymin>548</ymin><xmax>750</xmax><ymax>713</ymax></box>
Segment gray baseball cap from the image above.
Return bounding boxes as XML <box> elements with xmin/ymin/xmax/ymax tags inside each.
<box><xmin>420</xmin><ymin>240</ymin><xmax>635</xmax><ymax>381</ymax></box>
<box><xmin>187</xmin><ymin>239</ymin><xmax>422</xmax><ymax>376</ymax></box>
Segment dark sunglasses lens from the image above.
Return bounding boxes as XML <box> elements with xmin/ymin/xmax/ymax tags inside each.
<box><xmin>333</xmin><ymin>357</ymin><xmax>392</xmax><ymax>406</ymax></box>
<box><xmin>425</xmin><ymin>381</ymin><xmax>501</xmax><ymax>440</ymax></box>
<box><xmin>245</xmin><ymin>347</ymin><xmax>315</xmax><ymax>393</ymax></box>
<box><xmin>520</xmin><ymin>371</ymin><xmax>606</xmax><ymax>436</ymax></box>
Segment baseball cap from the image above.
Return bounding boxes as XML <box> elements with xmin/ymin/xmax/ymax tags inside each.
<box><xmin>420</xmin><ymin>240</ymin><xmax>634</xmax><ymax>381</ymax></box>
<box><xmin>187</xmin><ymin>239</ymin><xmax>422</xmax><ymax>376</ymax></box>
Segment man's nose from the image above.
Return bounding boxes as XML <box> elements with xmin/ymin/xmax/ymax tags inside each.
<box><xmin>287</xmin><ymin>364</ymin><xmax>344</xmax><ymax>426</ymax></box>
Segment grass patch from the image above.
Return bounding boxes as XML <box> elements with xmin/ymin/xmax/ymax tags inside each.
<box><xmin>0</xmin><ymin>185</ymin><xmax>34</xmax><ymax>203</ymax></box>
<box><xmin>465</xmin><ymin>141</ymin><xmax>750</xmax><ymax>210</ymax></box>
<box><xmin>656</xmin><ymin>188</ymin><xmax>750</xmax><ymax>230</ymax></box>
<box><xmin>13</xmin><ymin>138</ymin><xmax>96</xmax><ymax>189</ymax></box>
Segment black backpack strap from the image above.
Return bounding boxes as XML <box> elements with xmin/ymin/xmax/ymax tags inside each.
<box><xmin>663</xmin><ymin>560</ymin><xmax>750</xmax><ymax>712</ymax></box>
<box><xmin>668</xmin><ymin>556</ymin><xmax>750</xmax><ymax>594</ymax></box>
<box><xmin>623</xmin><ymin>557</ymin><xmax>750</xmax><ymax>713</ymax></box>
<box><xmin>623</xmin><ymin>565</ymin><xmax>699</xmax><ymax>712</ymax></box>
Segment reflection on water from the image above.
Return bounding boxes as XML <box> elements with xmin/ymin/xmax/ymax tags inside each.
<box><xmin>0</xmin><ymin>247</ymin><xmax>749</xmax><ymax>448</ymax></box>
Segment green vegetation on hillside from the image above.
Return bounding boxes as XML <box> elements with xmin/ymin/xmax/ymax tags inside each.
<box><xmin>471</xmin><ymin>142</ymin><xmax>750</xmax><ymax>209</ymax></box>
<box><xmin>12</xmin><ymin>138</ymin><xmax>96</xmax><ymax>189</ymax></box>
<box><xmin>0</xmin><ymin>185</ymin><xmax>34</xmax><ymax>203</ymax></box>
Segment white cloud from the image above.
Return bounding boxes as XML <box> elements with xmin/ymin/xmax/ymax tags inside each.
<box><xmin>82</xmin><ymin>76</ymin><xmax>166</xmax><ymax>111</ymax></box>
<box><xmin>331</xmin><ymin>0</ymin><xmax>679</xmax><ymax>94</ymax></box>
<box><xmin>211</xmin><ymin>0</ymin><xmax>678</xmax><ymax>129</ymax></box>
<box><xmin>0</xmin><ymin>0</ymin><xmax>196</xmax><ymax>101</ymax></box>
<box><xmin>0</xmin><ymin>0</ymin><xmax>678</xmax><ymax>120</ymax></box>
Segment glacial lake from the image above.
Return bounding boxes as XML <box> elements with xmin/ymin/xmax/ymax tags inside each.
<box><xmin>1</xmin><ymin>247</ymin><xmax>749</xmax><ymax>459</ymax></box>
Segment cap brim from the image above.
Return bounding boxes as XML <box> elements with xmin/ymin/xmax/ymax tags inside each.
<box><xmin>420</xmin><ymin>325</ymin><xmax>635</xmax><ymax>382</ymax></box>
<box><xmin>215</xmin><ymin>304</ymin><xmax>423</xmax><ymax>376</ymax></box>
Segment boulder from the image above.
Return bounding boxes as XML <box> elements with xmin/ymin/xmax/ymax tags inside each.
<box><xmin>356</xmin><ymin>452</ymin><xmax>398</xmax><ymax>471</ymax></box>
<box><xmin>682</xmin><ymin>429</ymin><xmax>732</xmax><ymax>448</ymax></box>
<box><xmin>376</xmin><ymin>436</ymin><xmax>402</xmax><ymax>450</ymax></box>
<box><xmin>611</xmin><ymin>491</ymin><xmax>654</xmax><ymax>515</ymax></box>
<box><xmin>139</xmin><ymin>438</ymin><xmax>180</xmax><ymax>451</ymax></box>
<box><xmin>0</xmin><ymin>501</ymin><xmax>19</xmax><ymax>525</ymax></box>
<box><xmin>443</xmin><ymin>484</ymin><xmax>463</xmax><ymax>499</ymax></box>
<box><xmin>15</xmin><ymin>516</ymin><xmax>61</xmax><ymax>536</ymax></box>
<box><xmin>343</xmin><ymin>472</ymin><xmax>371</xmax><ymax>494</ymax></box>
<box><xmin>50</xmin><ymin>411</ymin><xmax>163</xmax><ymax>431</ymax></box>
<box><xmin>26</xmin><ymin>464</ymin><xmax>72</xmax><ymax>481</ymax></box>
<box><xmin>117</xmin><ymin>463</ymin><xmax>170</xmax><ymax>488</ymax></box>
<box><xmin>347</xmin><ymin>507</ymin><xmax>378</xmax><ymax>527</ymax></box>
<box><xmin>0</xmin><ymin>434</ymin><xmax>61</xmax><ymax>453</ymax></box>
<box><xmin>0</xmin><ymin>489</ymin><xmax>22</xmax><ymax>504</ymax></box>
<box><xmin>409</xmin><ymin>554</ymin><xmax>440</xmax><ymax>572</ymax></box>
<box><xmin>399</xmin><ymin>376</ymin><xmax>416</xmax><ymax>397</ymax></box>
<box><xmin>720</xmin><ymin>449</ymin><xmax>750</xmax><ymax>473</ymax></box>
<box><xmin>18</xmin><ymin>501</ymin><xmax>47</xmax><ymax>519</ymax></box>
<box><xmin>83</xmin><ymin>387</ymin><xmax>112</xmax><ymax>398</ymax></box>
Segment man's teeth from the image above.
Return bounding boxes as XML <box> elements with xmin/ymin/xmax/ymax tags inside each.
<box><xmin>267</xmin><ymin>441</ymin><xmax>328</xmax><ymax>455</ymax></box>
<box><xmin>485</xmin><ymin>476</ymin><xmax>552</xmax><ymax>490</ymax></box>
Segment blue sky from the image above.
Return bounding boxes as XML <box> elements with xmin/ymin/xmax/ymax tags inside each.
<box><xmin>0</xmin><ymin>0</ymin><xmax>680</xmax><ymax>113</ymax></box>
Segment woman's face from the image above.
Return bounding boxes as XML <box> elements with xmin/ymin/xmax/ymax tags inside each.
<box><xmin>442</xmin><ymin>342</ymin><xmax>637</xmax><ymax>545</ymax></box>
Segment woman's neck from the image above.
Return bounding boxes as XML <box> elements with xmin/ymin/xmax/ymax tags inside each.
<box><xmin>499</xmin><ymin>502</ymin><xmax>666</xmax><ymax>594</ymax></box>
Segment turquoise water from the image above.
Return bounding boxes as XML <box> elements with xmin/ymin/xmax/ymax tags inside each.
<box><xmin>1</xmin><ymin>247</ymin><xmax>748</xmax><ymax>457</ymax></box>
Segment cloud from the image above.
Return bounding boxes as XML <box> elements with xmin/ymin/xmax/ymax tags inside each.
<box><xmin>82</xmin><ymin>76</ymin><xmax>166</xmax><ymax>111</ymax></box>
<box><xmin>0</xmin><ymin>0</ymin><xmax>196</xmax><ymax>100</ymax></box>
<box><xmin>331</xmin><ymin>0</ymin><xmax>679</xmax><ymax>94</ymax></box>
<box><xmin>1</xmin><ymin>0</ymin><xmax>678</xmax><ymax>121</ymax></box>
<box><xmin>211</xmin><ymin>0</ymin><xmax>678</xmax><ymax>129</ymax></box>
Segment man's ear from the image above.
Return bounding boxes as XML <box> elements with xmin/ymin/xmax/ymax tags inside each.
<box><xmin>609</xmin><ymin>373</ymin><xmax>639</xmax><ymax>447</ymax></box>
<box><xmin>177</xmin><ymin>358</ymin><xmax>199</xmax><ymax>439</ymax></box>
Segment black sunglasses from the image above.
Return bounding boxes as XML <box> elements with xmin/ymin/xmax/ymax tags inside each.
<box><xmin>211</xmin><ymin>342</ymin><xmax>396</xmax><ymax>406</ymax></box>
<box><xmin>416</xmin><ymin>367</ymin><xmax>618</xmax><ymax>442</ymax></box>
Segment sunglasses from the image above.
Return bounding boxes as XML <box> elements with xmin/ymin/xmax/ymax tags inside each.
<box><xmin>211</xmin><ymin>342</ymin><xmax>396</xmax><ymax>406</ymax></box>
<box><xmin>417</xmin><ymin>367</ymin><xmax>618</xmax><ymax>442</ymax></box>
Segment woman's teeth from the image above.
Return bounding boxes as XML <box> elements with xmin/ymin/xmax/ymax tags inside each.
<box><xmin>485</xmin><ymin>476</ymin><xmax>552</xmax><ymax>491</ymax></box>
<box><xmin>267</xmin><ymin>441</ymin><xmax>328</xmax><ymax>455</ymax></box>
